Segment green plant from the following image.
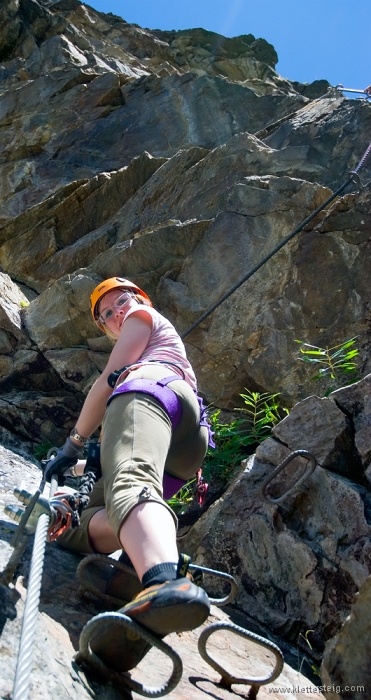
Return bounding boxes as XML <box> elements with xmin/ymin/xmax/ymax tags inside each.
<box><xmin>202</xmin><ymin>389</ymin><xmax>286</xmax><ymax>484</ymax></box>
<box><xmin>296</xmin><ymin>336</ymin><xmax>360</xmax><ymax>395</ymax></box>
<box><xmin>298</xmin><ymin>630</ymin><xmax>321</xmax><ymax>678</ymax></box>
<box><xmin>202</xmin><ymin>410</ymin><xmax>247</xmax><ymax>483</ymax></box>
<box><xmin>34</xmin><ymin>441</ymin><xmax>54</xmax><ymax>461</ymax></box>
<box><xmin>166</xmin><ymin>390</ymin><xmax>286</xmax><ymax>514</ymax></box>
<box><xmin>20</xmin><ymin>300</ymin><xmax>29</xmax><ymax>308</ymax></box>
<box><xmin>235</xmin><ymin>389</ymin><xmax>284</xmax><ymax>442</ymax></box>
<box><xmin>166</xmin><ymin>478</ymin><xmax>196</xmax><ymax>515</ymax></box>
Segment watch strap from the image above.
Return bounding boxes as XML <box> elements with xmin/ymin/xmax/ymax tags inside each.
<box><xmin>70</xmin><ymin>428</ymin><xmax>87</xmax><ymax>444</ymax></box>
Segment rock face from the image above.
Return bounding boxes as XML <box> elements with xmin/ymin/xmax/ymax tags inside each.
<box><xmin>0</xmin><ymin>2</ymin><xmax>370</xmax><ymax>697</ymax></box>
<box><xmin>0</xmin><ymin>443</ymin><xmax>324</xmax><ymax>700</ymax></box>
<box><xmin>321</xmin><ymin>575</ymin><xmax>371</xmax><ymax>700</ymax></box>
<box><xmin>0</xmin><ymin>0</ymin><xmax>370</xmax><ymax>445</ymax></box>
<box><xmin>182</xmin><ymin>374</ymin><xmax>371</xmax><ymax>664</ymax></box>
<box><xmin>1</xmin><ymin>376</ymin><xmax>369</xmax><ymax>697</ymax></box>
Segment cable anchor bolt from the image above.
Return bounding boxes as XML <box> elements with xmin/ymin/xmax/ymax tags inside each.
<box><xmin>5</xmin><ymin>488</ymin><xmax>57</xmax><ymax>536</ymax></box>
<box><xmin>349</xmin><ymin>170</ymin><xmax>365</xmax><ymax>193</ymax></box>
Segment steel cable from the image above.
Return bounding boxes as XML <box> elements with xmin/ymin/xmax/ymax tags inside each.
<box><xmin>181</xmin><ymin>138</ymin><xmax>371</xmax><ymax>340</ymax></box>
<box><xmin>353</xmin><ymin>140</ymin><xmax>371</xmax><ymax>174</ymax></box>
<box><xmin>181</xmin><ymin>178</ymin><xmax>352</xmax><ymax>339</ymax></box>
<box><xmin>12</xmin><ymin>475</ymin><xmax>58</xmax><ymax>700</ymax></box>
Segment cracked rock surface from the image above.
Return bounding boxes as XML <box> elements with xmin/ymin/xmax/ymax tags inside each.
<box><xmin>0</xmin><ymin>444</ymin><xmax>323</xmax><ymax>699</ymax></box>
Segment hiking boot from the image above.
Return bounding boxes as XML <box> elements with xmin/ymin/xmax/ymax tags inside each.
<box><xmin>89</xmin><ymin>574</ymin><xmax>210</xmax><ymax>673</ymax></box>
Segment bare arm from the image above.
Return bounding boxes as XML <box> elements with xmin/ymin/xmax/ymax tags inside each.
<box><xmin>73</xmin><ymin>310</ymin><xmax>152</xmax><ymax>440</ymax></box>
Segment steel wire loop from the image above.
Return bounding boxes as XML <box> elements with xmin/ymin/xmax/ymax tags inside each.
<box><xmin>76</xmin><ymin>611</ymin><xmax>183</xmax><ymax>697</ymax></box>
<box><xmin>76</xmin><ymin>554</ymin><xmax>238</xmax><ymax>609</ymax></box>
<box><xmin>260</xmin><ymin>450</ymin><xmax>317</xmax><ymax>505</ymax></box>
<box><xmin>189</xmin><ymin>564</ymin><xmax>238</xmax><ymax>606</ymax></box>
<box><xmin>198</xmin><ymin>621</ymin><xmax>284</xmax><ymax>688</ymax></box>
<box><xmin>76</xmin><ymin>552</ymin><xmax>138</xmax><ymax>607</ymax></box>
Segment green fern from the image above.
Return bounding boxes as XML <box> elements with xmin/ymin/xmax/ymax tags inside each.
<box><xmin>33</xmin><ymin>441</ymin><xmax>54</xmax><ymax>461</ymax></box>
<box><xmin>296</xmin><ymin>336</ymin><xmax>360</xmax><ymax>395</ymax></box>
<box><xmin>166</xmin><ymin>478</ymin><xmax>196</xmax><ymax>515</ymax></box>
<box><xmin>202</xmin><ymin>389</ymin><xmax>286</xmax><ymax>484</ymax></box>
<box><xmin>236</xmin><ymin>389</ymin><xmax>283</xmax><ymax>442</ymax></box>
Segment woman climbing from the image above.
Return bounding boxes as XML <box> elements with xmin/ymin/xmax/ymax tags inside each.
<box><xmin>43</xmin><ymin>276</ymin><xmax>211</xmax><ymax>672</ymax></box>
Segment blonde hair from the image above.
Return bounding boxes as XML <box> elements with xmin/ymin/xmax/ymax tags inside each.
<box><xmin>134</xmin><ymin>293</ymin><xmax>152</xmax><ymax>307</ymax></box>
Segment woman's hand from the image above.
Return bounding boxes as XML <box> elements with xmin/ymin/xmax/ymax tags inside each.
<box><xmin>43</xmin><ymin>438</ymin><xmax>84</xmax><ymax>484</ymax></box>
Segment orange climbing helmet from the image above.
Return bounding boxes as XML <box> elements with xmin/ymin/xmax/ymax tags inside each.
<box><xmin>90</xmin><ymin>277</ymin><xmax>152</xmax><ymax>331</ymax></box>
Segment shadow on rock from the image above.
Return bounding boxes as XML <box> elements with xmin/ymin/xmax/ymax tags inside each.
<box><xmin>37</xmin><ymin>541</ymin><xmax>106</xmax><ymax>651</ymax></box>
<box><xmin>0</xmin><ymin>580</ymin><xmax>20</xmax><ymax>636</ymax></box>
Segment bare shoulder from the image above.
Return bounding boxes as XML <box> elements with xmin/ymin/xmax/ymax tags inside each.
<box><xmin>123</xmin><ymin>307</ymin><xmax>153</xmax><ymax>328</ymax></box>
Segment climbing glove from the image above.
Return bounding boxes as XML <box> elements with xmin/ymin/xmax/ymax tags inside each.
<box><xmin>43</xmin><ymin>437</ymin><xmax>84</xmax><ymax>484</ymax></box>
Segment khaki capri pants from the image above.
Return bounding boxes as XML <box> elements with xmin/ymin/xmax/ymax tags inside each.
<box><xmin>58</xmin><ymin>365</ymin><xmax>208</xmax><ymax>554</ymax></box>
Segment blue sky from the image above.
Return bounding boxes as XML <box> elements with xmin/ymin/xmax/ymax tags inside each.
<box><xmin>86</xmin><ymin>0</ymin><xmax>370</xmax><ymax>94</ymax></box>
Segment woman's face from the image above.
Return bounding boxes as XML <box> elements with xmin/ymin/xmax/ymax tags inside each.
<box><xmin>97</xmin><ymin>289</ymin><xmax>136</xmax><ymax>337</ymax></box>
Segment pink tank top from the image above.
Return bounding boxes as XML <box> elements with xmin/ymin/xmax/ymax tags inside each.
<box><xmin>125</xmin><ymin>306</ymin><xmax>197</xmax><ymax>391</ymax></box>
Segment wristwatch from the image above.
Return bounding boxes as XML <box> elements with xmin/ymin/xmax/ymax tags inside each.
<box><xmin>70</xmin><ymin>428</ymin><xmax>87</xmax><ymax>444</ymax></box>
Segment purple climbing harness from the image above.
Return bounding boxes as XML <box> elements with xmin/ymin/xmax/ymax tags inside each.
<box><xmin>197</xmin><ymin>394</ymin><xmax>215</xmax><ymax>449</ymax></box>
<box><xmin>107</xmin><ymin>373</ymin><xmax>215</xmax><ymax>446</ymax></box>
<box><xmin>107</xmin><ymin>375</ymin><xmax>183</xmax><ymax>429</ymax></box>
<box><xmin>106</xmin><ymin>372</ymin><xmax>214</xmax><ymax>501</ymax></box>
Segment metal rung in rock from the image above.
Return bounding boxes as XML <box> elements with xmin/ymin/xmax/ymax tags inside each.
<box><xmin>76</xmin><ymin>611</ymin><xmax>183</xmax><ymax>698</ymax></box>
<box><xmin>260</xmin><ymin>450</ymin><xmax>317</xmax><ymax>504</ymax></box>
<box><xmin>198</xmin><ymin>621</ymin><xmax>284</xmax><ymax>694</ymax></box>
<box><xmin>76</xmin><ymin>553</ymin><xmax>139</xmax><ymax>607</ymax></box>
<box><xmin>189</xmin><ymin>563</ymin><xmax>237</xmax><ymax>606</ymax></box>
<box><xmin>77</xmin><ymin>554</ymin><xmax>238</xmax><ymax>608</ymax></box>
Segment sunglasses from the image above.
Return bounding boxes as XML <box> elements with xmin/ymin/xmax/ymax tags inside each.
<box><xmin>99</xmin><ymin>293</ymin><xmax>132</xmax><ymax>324</ymax></box>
